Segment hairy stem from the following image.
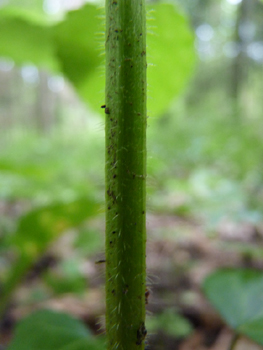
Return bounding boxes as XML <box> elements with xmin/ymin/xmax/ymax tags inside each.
<box><xmin>105</xmin><ymin>0</ymin><xmax>147</xmax><ymax>349</ymax></box>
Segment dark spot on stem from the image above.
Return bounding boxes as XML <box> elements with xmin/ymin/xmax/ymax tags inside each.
<box><xmin>123</xmin><ymin>285</ymin><xmax>129</xmax><ymax>294</ymax></box>
<box><xmin>136</xmin><ymin>322</ymin><xmax>147</xmax><ymax>345</ymax></box>
<box><xmin>105</xmin><ymin>107</ymin><xmax>110</xmax><ymax>114</ymax></box>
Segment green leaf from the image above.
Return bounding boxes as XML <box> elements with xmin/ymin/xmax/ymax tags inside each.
<box><xmin>203</xmin><ymin>268</ymin><xmax>263</xmax><ymax>346</ymax></box>
<box><xmin>0</xmin><ymin>4</ymin><xmax>103</xmax><ymax>77</ymax></box>
<box><xmin>7</xmin><ymin>309</ymin><xmax>105</xmax><ymax>350</ymax></box>
<box><xmin>11</xmin><ymin>197</ymin><xmax>100</xmax><ymax>257</ymax></box>
<box><xmin>0</xmin><ymin>3</ymin><xmax>195</xmax><ymax>116</ymax></box>
<box><xmin>53</xmin><ymin>4</ymin><xmax>104</xmax><ymax>97</ymax></box>
<box><xmin>1</xmin><ymin>198</ymin><xmax>100</xmax><ymax>308</ymax></box>
<box><xmin>147</xmin><ymin>309</ymin><xmax>193</xmax><ymax>338</ymax></box>
<box><xmin>44</xmin><ymin>258</ymin><xmax>88</xmax><ymax>295</ymax></box>
<box><xmin>5</xmin><ymin>0</ymin><xmax>45</xmax><ymax>18</ymax></box>
<box><xmin>0</xmin><ymin>7</ymin><xmax>59</xmax><ymax>71</ymax></box>
<box><xmin>56</xmin><ymin>3</ymin><xmax>195</xmax><ymax>116</ymax></box>
<box><xmin>147</xmin><ymin>3</ymin><xmax>196</xmax><ymax>116</ymax></box>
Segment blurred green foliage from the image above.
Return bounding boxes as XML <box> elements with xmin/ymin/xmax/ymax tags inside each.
<box><xmin>0</xmin><ymin>196</ymin><xmax>101</xmax><ymax>316</ymax></box>
<box><xmin>0</xmin><ymin>131</ymin><xmax>104</xmax><ymax>201</ymax></box>
<box><xmin>0</xmin><ymin>2</ymin><xmax>195</xmax><ymax>117</ymax></box>
<box><xmin>203</xmin><ymin>268</ymin><xmax>263</xmax><ymax>347</ymax></box>
<box><xmin>7</xmin><ymin>309</ymin><xmax>105</xmax><ymax>350</ymax></box>
<box><xmin>146</xmin><ymin>309</ymin><xmax>193</xmax><ymax>338</ymax></box>
<box><xmin>147</xmin><ymin>107</ymin><xmax>263</xmax><ymax>226</ymax></box>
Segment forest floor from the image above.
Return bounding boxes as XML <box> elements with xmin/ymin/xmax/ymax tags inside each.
<box><xmin>144</xmin><ymin>213</ymin><xmax>263</xmax><ymax>350</ymax></box>
<box><xmin>2</xmin><ymin>210</ymin><xmax>263</xmax><ymax>350</ymax></box>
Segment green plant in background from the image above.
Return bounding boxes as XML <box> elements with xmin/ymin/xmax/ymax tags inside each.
<box><xmin>7</xmin><ymin>309</ymin><xmax>104</xmax><ymax>350</ymax></box>
<box><xmin>104</xmin><ymin>0</ymin><xmax>147</xmax><ymax>349</ymax></box>
<box><xmin>0</xmin><ymin>197</ymin><xmax>100</xmax><ymax>319</ymax></box>
<box><xmin>203</xmin><ymin>268</ymin><xmax>263</xmax><ymax>350</ymax></box>
<box><xmin>147</xmin><ymin>308</ymin><xmax>193</xmax><ymax>339</ymax></box>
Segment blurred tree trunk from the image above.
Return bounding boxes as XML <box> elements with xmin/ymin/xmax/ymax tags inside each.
<box><xmin>0</xmin><ymin>70</ymin><xmax>12</xmax><ymax>131</ymax></box>
<box><xmin>35</xmin><ymin>70</ymin><xmax>54</xmax><ymax>134</ymax></box>
<box><xmin>230</xmin><ymin>0</ymin><xmax>256</xmax><ymax>120</ymax></box>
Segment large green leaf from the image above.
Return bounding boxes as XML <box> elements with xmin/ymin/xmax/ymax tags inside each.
<box><xmin>5</xmin><ymin>0</ymin><xmax>44</xmax><ymax>16</ymax></box>
<box><xmin>203</xmin><ymin>268</ymin><xmax>263</xmax><ymax>346</ymax></box>
<box><xmin>147</xmin><ymin>3</ymin><xmax>195</xmax><ymax>116</ymax></box>
<box><xmin>0</xmin><ymin>4</ymin><xmax>103</xmax><ymax>76</ymax></box>
<box><xmin>0</xmin><ymin>7</ymin><xmax>58</xmax><ymax>71</ymax></box>
<box><xmin>11</xmin><ymin>197</ymin><xmax>100</xmax><ymax>257</ymax></box>
<box><xmin>79</xmin><ymin>3</ymin><xmax>196</xmax><ymax>116</ymax></box>
<box><xmin>53</xmin><ymin>5</ymin><xmax>104</xmax><ymax>87</ymax></box>
<box><xmin>1</xmin><ymin>198</ymin><xmax>100</xmax><ymax>310</ymax></box>
<box><xmin>7</xmin><ymin>309</ymin><xmax>105</xmax><ymax>350</ymax></box>
<box><xmin>0</xmin><ymin>3</ymin><xmax>195</xmax><ymax>116</ymax></box>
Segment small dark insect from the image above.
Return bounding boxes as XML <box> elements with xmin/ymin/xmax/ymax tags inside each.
<box><xmin>123</xmin><ymin>284</ymin><xmax>129</xmax><ymax>294</ymax></box>
<box><xmin>101</xmin><ymin>104</ymin><xmax>106</xmax><ymax>108</ymax></box>
<box><xmin>95</xmin><ymin>259</ymin><xmax>106</xmax><ymax>264</ymax></box>
<box><xmin>136</xmin><ymin>322</ymin><xmax>147</xmax><ymax>345</ymax></box>
<box><xmin>145</xmin><ymin>288</ymin><xmax>150</xmax><ymax>305</ymax></box>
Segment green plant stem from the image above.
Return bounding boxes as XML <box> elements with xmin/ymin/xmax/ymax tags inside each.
<box><xmin>105</xmin><ymin>0</ymin><xmax>147</xmax><ymax>349</ymax></box>
<box><xmin>229</xmin><ymin>333</ymin><xmax>240</xmax><ymax>350</ymax></box>
<box><xmin>0</xmin><ymin>255</ymin><xmax>31</xmax><ymax>320</ymax></box>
